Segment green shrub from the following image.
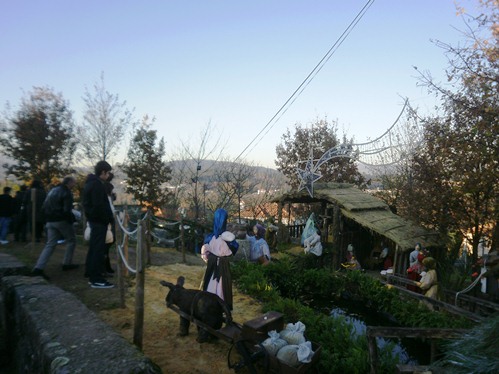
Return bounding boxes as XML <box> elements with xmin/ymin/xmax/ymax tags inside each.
<box><xmin>231</xmin><ymin>258</ymin><xmax>475</xmax><ymax>372</ymax></box>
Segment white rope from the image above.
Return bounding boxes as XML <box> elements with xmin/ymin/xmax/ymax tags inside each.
<box><xmin>150</xmin><ymin>216</ymin><xmax>181</xmax><ymax>227</ymax></box>
<box><xmin>113</xmin><ymin>219</ymin><xmax>137</xmax><ymax>273</ymax></box>
<box><xmin>124</xmin><ymin>209</ymin><xmax>153</xmax><ymax>227</ymax></box>
<box><xmin>150</xmin><ymin>231</ymin><xmax>180</xmax><ymax>242</ymax></box>
<box><xmin>116</xmin><ymin>243</ymin><xmax>137</xmax><ymax>274</ymax></box>
<box><xmin>112</xmin><ymin>209</ymin><xmax>153</xmax><ymax>274</ymax></box>
<box><xmin>115</xmin><ymin>211</ymin><xmax>139</xmax><ymax>236</ymax></box>
<box><xmin>455</xmin><ymin>271</ymin><xmax>486</xmax><ymax>305</ymax></box>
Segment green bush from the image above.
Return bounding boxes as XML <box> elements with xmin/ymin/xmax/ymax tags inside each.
<box><xmin>231</xmin><ymin>256</ymin><xmax>475</xmax><ymax>372</ymax></box>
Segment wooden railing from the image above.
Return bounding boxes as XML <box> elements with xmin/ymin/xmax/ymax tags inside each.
<box><xmin>287</xmin><ymin>224</ymin><xmax>305</xmax><ymax>240</ymax></box>
<box><xmin>383</xmin><ymin>274</ymin><xmax>488</xmax><ymax>322</ymax></box>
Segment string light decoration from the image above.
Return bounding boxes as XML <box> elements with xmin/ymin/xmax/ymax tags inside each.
<box><xmin>296</xmin><ymin>99</ymin><xmax>422</xmax><ymax>197</ymax></box>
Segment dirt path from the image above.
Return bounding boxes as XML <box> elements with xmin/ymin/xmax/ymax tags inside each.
<box><xmin>99</xmin><ymin>258</ymin><xmax>264</xmax><ymax>374</ymax></box>
<box><xmin>1</xmin><ymin>241</ymin><xmax>264</xmax><ymax>373</ymax></box>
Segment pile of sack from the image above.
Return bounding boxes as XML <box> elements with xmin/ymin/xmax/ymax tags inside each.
<box><xmin>261</xmin><ymin>321</ymin><xmax>315</xmax><ymax>368</ymax></box>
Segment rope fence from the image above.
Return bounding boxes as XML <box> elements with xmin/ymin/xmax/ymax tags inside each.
<box><xmin>111</xmin><ymin>209</ymin><xmax>193</xmax><ymax>349</ymax></box>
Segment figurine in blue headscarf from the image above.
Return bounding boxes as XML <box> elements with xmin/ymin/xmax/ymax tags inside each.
<box><xmin>201</xmin><ymin>209</ymin><xmax>238</xmax><ymax>310</ymax></box>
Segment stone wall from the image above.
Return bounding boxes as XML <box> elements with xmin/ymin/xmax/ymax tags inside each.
<box><xmin>0</xmin><ymin>254</ymin><xmax>161</xmax><ymax>374</ymax></box>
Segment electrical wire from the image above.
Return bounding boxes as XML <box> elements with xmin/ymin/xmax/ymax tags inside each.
<box><xmin>234</xmin><ymin>0</ymin><xmax>376</xmax><ymax>162</ymax></box>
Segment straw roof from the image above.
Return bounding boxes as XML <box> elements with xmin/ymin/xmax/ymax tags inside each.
<box><xmin>272</xmin><ymin>183</ymin><xmax>442</xmax><ymax>251</ymax></box>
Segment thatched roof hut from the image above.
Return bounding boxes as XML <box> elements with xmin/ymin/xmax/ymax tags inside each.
<box><xmin>272</xmin><ymin>183</ymin><xmax>443</xmax><ymax>273</ymax></box>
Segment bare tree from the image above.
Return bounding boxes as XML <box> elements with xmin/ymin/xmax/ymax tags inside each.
<box><xmin>366</xmin><ymin>106</ymin><xmax>425</xmax><ymax>216</ymax></box>
<box><xmin>208</xmin><ymin>158</ymin><xmax>259</xmax><ymax>221</ymax></box>
<box><xmin>169</xmin><ymin>121</ymin><xmax>226</xmax><ymax>222</ymax></box>
<box><xmin>78</xmin><ymin>73</ymin><xmax>135</xmax><ymax>163</ymax></box>
<box><xmin>240</xmin><ymin>167</ymin><xmax>288</xmax><ymax>223</ymax></box>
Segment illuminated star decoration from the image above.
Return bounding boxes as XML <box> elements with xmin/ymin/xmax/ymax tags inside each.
<box><xmin>297</xmin><ymin>144</ymin><xmax>356</xmax><ymax>197</ymax></box>
<box><xmin>296</xmin><ymin>100</ymin><xmax>411</xmax><ymax>198</ymax></box>
<box><xmin>296</xmin><ymin>149</ymin><xmax>323</xmax><ymax>197</ymax></box>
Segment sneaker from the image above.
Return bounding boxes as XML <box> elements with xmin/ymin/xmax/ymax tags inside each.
<box><xmin>31</xmin><ymin>268</ymin><xmax>50</xmax><ymax>280</ymax></box>
<box><xmin>90</xmin><ymin>281</ymin><xmax>115</xmax><ymax>289</ymax></box>
<box><xmin>57</xmin><ymin>239</ymin><xmax>66</xmax><ymax>245</ymax></box>
<box><xmin>0</xmin><ymin>240</ymin><xmax>9</xmax><ymax>245</ymax></box>
<box><xmin>62</xmin><ymin>264</ymin><xmax>79</xmax><ymax>271</ymax></box>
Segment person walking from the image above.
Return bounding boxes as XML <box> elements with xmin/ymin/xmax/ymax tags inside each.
<box><xmin>83</xmin><ymin>161</ymin><xmax>115</xmax><ymax>289</ymax></box>
<box><xmin>31</xmin><ymin>176</ymin><xmax>79</xmax><ymax>279</ymax></box>
<box><xmin>0</xmin><ymin>187</ymin><xmax>15</xmax><ymax>244</ymax></box>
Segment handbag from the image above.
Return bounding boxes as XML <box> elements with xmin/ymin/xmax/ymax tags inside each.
<box><xmin>84</xmin><ymin>223</ymin><xmax>113</xmax><ymax>243</ymax></box>
<box><xmin>84</xmin><ymin>223</ymin><xmax>91</xmax><ymax>241</ymax></box>
<box><xmin>106</xmin><ymin>224</ymin><xmax>114</xmax><ymax>244</ymax></box>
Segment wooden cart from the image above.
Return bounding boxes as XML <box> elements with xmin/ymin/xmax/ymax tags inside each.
<box><xmin>167</xmin><ymin>305</ymin><xmax>321</xmax><ymax>373</ymax></box>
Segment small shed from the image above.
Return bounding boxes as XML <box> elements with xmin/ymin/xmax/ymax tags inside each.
<box><xmin>272</xmin><ymin>182</ymin><xmax>443</xmax><ymax>274</ymax></box>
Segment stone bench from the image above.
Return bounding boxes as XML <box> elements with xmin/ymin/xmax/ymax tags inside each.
<box><xmin>0</xmin><ymin>255</ymin><xmax>161</xmax><ymax>373</ymax></box>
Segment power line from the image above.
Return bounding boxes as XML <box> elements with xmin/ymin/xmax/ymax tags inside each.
<box><xmin>234</xmin><ymin>0</ymin><xmax>376</xmax><ymax>163</ymax></box>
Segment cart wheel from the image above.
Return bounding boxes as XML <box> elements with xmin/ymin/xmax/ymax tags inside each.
<box><xmin>227</xmin><ymin>339</ymin><xmax>269</xmax><ymax>374</ymax></box>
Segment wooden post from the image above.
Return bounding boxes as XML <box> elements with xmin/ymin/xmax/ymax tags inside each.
<box><xmin>133</xmin><ymin>220</ymin><xmax>146</xmax><ymax>350</ymax></box>
<box><xmin>180</xmin><ymin>217</ymin><xmax>186</xmax><ymax>263</ymax></box>
<box><xmin>366</xmin><ymin>331</ymin><xmax>378</xmax><ymax>374</ymax></box>
<box><xmin>331</xmin><ymin>205</ymin><xmax>341</xmax><ymax>270</ymax></box>
<box><xmin>116</xmin><ymin>212</ymin><xmax>126</xmax><ymax>309</ymax></box>
<box><xmin>430</xmin><ymin>340</ymin><xmax>437</xmax><ymax>363</ymax></box>
<box><xmin>393</xmin><ymin>244</ymin><xmax>399</xmax><ymax>275</ymax></box>
<box><xmin>123</xmin><ymin>209</ymin><xmax>129</xmax><ymax>277</ymax></box>
<box><xmin>277</xmin><ymin>202</ymin><xmax>283</xmax><ymax>224</ymax></box>
<box><xmin>287</xmin><ymin>203</ymin><xmax>292</xmax><ymax>243</ymax></box>
<box><xmin>31</xmin><ymin>188</ymin><xmax>36</xmax><ymax>252</ymax></box>
<box><xmin>146</xmin><ymin>208</ymin><xmax>152</xmax><ymax>265</ymax></box>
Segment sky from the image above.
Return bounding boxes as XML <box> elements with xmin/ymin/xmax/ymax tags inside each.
<box><xmin>0</xmin><ymin>0</ymin><xmax>482</xmax><ymax>169</ymax></box>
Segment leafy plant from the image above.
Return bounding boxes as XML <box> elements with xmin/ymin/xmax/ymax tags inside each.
<box><xmin>431</xmin><ymin>314</ymin><xmax>499</xmax><ymax>373</ymax></box>
<box><xmin>232</xmin><ymin>256</ymin><xmax>476</xmax><ymax>372</ymax></box>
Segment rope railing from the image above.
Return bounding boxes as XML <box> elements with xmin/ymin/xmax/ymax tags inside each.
<box><xmin>150</xmin><ymin>215</ymin><xmax>181</xmax><ymax>228</ymax></box>
<box><xmin>111</xmin><ymin>207</ymin><xmax>155</xmax><ymax>350</ymax></box>
<box><xmin>115</xmin><ymin>211</ymin><xmax>140</xmax><ymax>237</ymax></box>
<box><xmin>114</xmin><ymin>210</ymin><xmax>185</xmax><ymax>271</ymax></box>
<box><xmin>454</xmin><ymin>271</ymin><xmax>486</xmax><ymax>306</ymax></box>
<box><xmin>125</xmin><ymin>209</ymin><xmax>152</xmax><ymax>227</ymax></box>
<box><xmin>149</xmin><ymin>230</ymin><xmax>181</xmax><ymax>243</ymax></box>
<box><xmin>114</xmin><ymin>211</ymin><xmax>138</xmax><ymax>273</ymax></box>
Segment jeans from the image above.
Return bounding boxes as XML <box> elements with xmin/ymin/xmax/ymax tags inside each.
<box><xmin>0</xmin><ymin>217</ymin><xmax>12</xmax><ymax>241</ymax></box>
<box><xmin>34</xmin><ymin>221</ymin><xmax>76</xmax><ymax>269</ymax></box>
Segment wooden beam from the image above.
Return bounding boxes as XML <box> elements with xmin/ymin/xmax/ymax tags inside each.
<box><xmin>366</xmin><ymin>326</ymin><xmax>467</xmax><ymax>339</ymax></box>
<box><xmin>367</xmin><ymin>326</ymin><xmax>467</xmax><ymax>374</ymax></box>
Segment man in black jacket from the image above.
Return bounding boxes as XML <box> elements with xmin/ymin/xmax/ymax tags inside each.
<box><xmin>31</xmin><ymin>176</ymin><xmax>78</xmax><ymax>279</ymax></box>
<box><xmin>83</xmin><ymin>161</ymin><xmax>115</xmax><ymax>289</ymax></box>
<box><xmin>0</xmin><ymin>187</ymin><xmax>15</xmax><ymax>244</ymax></box>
